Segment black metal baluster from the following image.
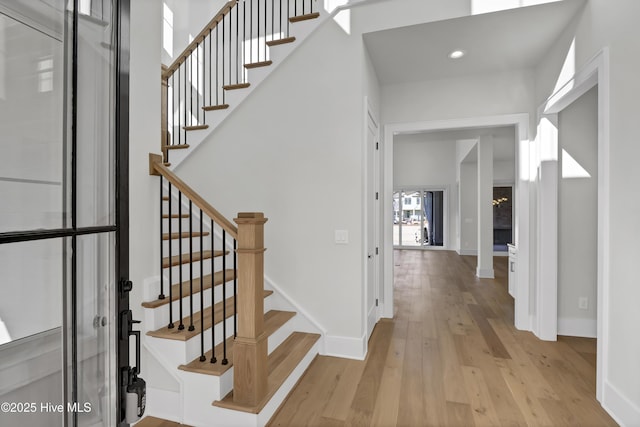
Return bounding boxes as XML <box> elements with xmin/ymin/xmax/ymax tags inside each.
<box><xmin>209</xmin><ymin>29</ymin><xmax>212</xmax><ymax>106</ymax></box>
<box><xmin>233</xmin><ymin>239</ymin><xmax>237</xmax><ymax>338</ymax></box>
<box><xmin>199</xmin><ymin>210</ymin><xmax>206</xmax><ymax>361</ymax></box>
<box><xmin>222</xmin><ymin>15</ymin><xmax>226</xmax><ymax>103</ymax></box>
<box><xmin>176</xmin><ymin>69</ymin><xmax>180</xmax><ymax>148</ymax></box>
<box><xmin>196</xmin><ymin>44</ymin><xmax>201</xmax><ymax>124</ymax></box>
<box><xmin>228</xmin><ymin>8</ymin><xmax>232</xmax><ymax>84</ymax></box>
<box><xmin>250</xmin><ymin>0</ymin><xmax>253</xmax><ymax>63</ymax></box>
<box><xmin>168</xmin><ymin>183</ymin><xmax>174</xmax><ymax>329</ymax></box>
<box><xmin>189</xmin><ymin>54</ymin><xmax>193</xmax><ymax>127</ymax></box>
<box><xmin>280</xmin><ymin>0</ymin><xmax>282</xmax><ymax>40</ymax></box>
<box><xmin>258</xmin><ymin>0</ymin><xmax>261</xmax><ymax>62</ymax></box>
<box><xmin>243</xmin><ymin>0</ymin><xmax>246</xmax><ymax>83</ymax></box>
<box><xmin>188</xmin><ymin>200</ymin><xmax>195</xmax><ymax>331</ymax></box>
<box><xmin>178</xmin><ymin>192</ymin><xmax>184</xmax><ymax>330</ymax></box>
<box><xmin>159</xmin><ymin>178</ymin><xmax>165</xmax><ymax>300</ymax></box>
<box><xmin>222</xmin><ymin>230</ymin><xmax>228</xmax><ymax>365</ymax></box>
<box><xmin>210</xmin><ymin>219</ymin><xmax>217</xmax><ymax>363</ymax></box>
<box><xmin>216</xmin><ymin>24</ymin><xmax>219</xmax><ymax>106</ymax></box>
<box><xmin>287</xmin><ymin>0</ymin><xmax>290</xmax><ymax>37</ymax></box>
<box><xmin>271</xmin><ymin>0</ymin><xmax>274</xmax><ymax>43</ymax></box>
<box><xmin>236</xmin><ymin>4</ymin><xmax>239</xmax><ymax>84</ymax></box>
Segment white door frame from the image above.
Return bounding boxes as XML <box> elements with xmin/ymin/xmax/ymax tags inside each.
<box><xmin>535</xmin><ymin>48</ymin><xmax>610</xmax><ymax>402</ymax></box>
<box><xmin>363</xmin><ymin>97</ymin><xmax>381</xmax><ymax>345</ymax></box>
<box><xmin>382</xmin><ymin>114</ymin><xmax>532</xmax><ymax>334</ymax></box>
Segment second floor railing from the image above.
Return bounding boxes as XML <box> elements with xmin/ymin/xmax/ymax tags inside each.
<box><xmin>161</xmin><ymin>0</ymin><xmax>319</xmax><ymax>163</ymax></box>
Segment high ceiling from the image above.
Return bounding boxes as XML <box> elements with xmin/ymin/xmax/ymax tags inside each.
<box><xmin>363</xmin><ymin>0</ymin><xmax>585</xmax><ymax>85</ymax></box>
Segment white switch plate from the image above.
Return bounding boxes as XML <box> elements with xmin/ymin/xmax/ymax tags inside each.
<box><xmin>335</xmin><ymin>230</ymin><xmax>349</xmax><ymax>244</ymax></box>
<box><xmin>578</xmin><ymin>297</ymin><xmax>588</xmax><ymax>310</ymax></box>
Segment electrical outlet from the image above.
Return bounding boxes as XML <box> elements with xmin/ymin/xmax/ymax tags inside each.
<box><xmin>578</xmin><ymin>297</ymin><xmax>588</xmax><ymax>310</ymax></box>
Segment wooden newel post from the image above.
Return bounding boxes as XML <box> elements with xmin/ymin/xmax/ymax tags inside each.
<box><xmin>161</xmin><ymin>65</ymin><xmax>169</xmax><ymax>163</ymax></box>
<box><xmin>233</xmin><ymin>212</ymin><xmax>268</xmax><ymax>407</ymax></box>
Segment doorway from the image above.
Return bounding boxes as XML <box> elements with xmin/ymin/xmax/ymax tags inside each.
<box><xmin>393</xmin><ymin>189</ymin><xmax>445</xmax><ymax>248</ymax></box>
<box><xmin>0</xmin><ymin>1</ymin><xmax>131</xmax><ymax>425</ymax></box>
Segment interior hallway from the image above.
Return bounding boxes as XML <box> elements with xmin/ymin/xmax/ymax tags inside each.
<box><xmin>268</xmin><ymin>250</ymin><xmax>617</xmax><ymax>426</ymax></box>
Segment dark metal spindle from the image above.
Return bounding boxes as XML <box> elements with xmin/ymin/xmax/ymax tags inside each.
<box><xmin>222</xmin><ymin>230</ymin><xmax>228</xmax><ymax>365</ymax></box>
<box><xmin>258</xmin><ymin>0</ymin><xmax>261</xmax><ymax>62</ymax></box>
<box><xmin>216</xmin><ymin>24</ymin><xmax>219</xmax><ymax>105</ymax></box>
<box><xmin>168</xmin><ymin>183</ymin><xmax>174</xmax><ymax>329</ymax></box>
<box><xmin>280</xmin><ymin>0</ymin><xmax>282</xmax><ymax>40</ymax></box>
<box><xmin>210</xmin><ymin>219</ymin><xmax>217</xmax><ymax>363</ymax></box>
<box><xmin>222</xmin><ymin>16</ymin><xmax>226</xmax><ymax>103</ymax></box>
<box><xmin>178</xmin><ymin>192</ymin><xmax>184</xmax><ymax>330</ymax></box>
<box><xmin>159</xmin><ymin>178</ymin><xmax>165</xmax><ymax>299</ymax></box>
<box><xmin>272</xmin><ymin>0</ymin><xmax>274</xmax><ymax>44</ymax></box>
<box><xmin>243</xmin><ymin>0</ymin><xmax>246</xmax><ymax>82</ymax></box>
<box><xmin>233</xmin><ymin>239</ymin><xmax>237</xmax><ymax>338</ymax></box>
<box><xmin>250</xmin><ymin>0</ymin><xmax>253</xmax><ymax>64</ymax></box>
<box><xmin>236</xmin><ymin>4</ymin><xmax>239</xmax><ymax>83</ymax></box>
<box><xmin>264</xmin><ymin>0</ymin><xmax>267</xmax><ymax>61</ymax></box>
<box><xmin>188</xmin><ymin>200</ymin><xmax>195</xmax><ymax>331</ymax></box>
<box><xmin>209</xmin><ymin>29</ymin><xmax>212</xmax><ymax>106</ymax></box>
<box><xmin>228</xmin><ymin>8</ymin><xmax>232</xmax><ymax>84</ymax></box>
<box><xmin>199</xmin><ymin>210</ymin><xmax>206</xmax><ymax>362</ymax></box>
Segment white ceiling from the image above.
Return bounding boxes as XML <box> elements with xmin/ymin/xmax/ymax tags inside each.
<box><xmin>363</xmin><ymin>0</ymin><xmax>585</xmax><ymax>84</ymax></box>
<box><xmin>394</xmin><ymin>126</ymin><xmax>516</xmax><ymax>162</ymax></box>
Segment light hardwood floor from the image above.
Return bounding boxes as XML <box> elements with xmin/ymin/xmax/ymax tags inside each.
<box><xmin>268</xmin><ymin>250</ymin><xmax>617</xmax><ymax>427</ymax></box>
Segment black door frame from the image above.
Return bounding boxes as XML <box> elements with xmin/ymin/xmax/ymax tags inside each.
<box><xmin>0</xmin><ymin>0</ymin><xmax>131</xmax><ymax>425</ymax></box>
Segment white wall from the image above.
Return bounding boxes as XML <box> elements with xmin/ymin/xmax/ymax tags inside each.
<box><xmin>557</xmin><ymin>86</ymin><xmax>597</xmax><ymax>338</ymax></box>
<box><xmin>382</xmin><ymin>69</ymin><xmax>535</xmax><ymax>125</ymax></box>
<box><xmin>393</xmin><ymin>134</ymin><xmax>457</xmax><ymax>248</ymax></box>
<box><xmin>534</xmin><ymin>0</ymin><xmax>640</xmax><ymax>421</ymax></box>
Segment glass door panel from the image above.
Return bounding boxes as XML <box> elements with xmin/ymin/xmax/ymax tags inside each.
<box><xmin>0</xmin><ymin>10</ymin><xmax>65</xmax><ymax>233</ymax></box>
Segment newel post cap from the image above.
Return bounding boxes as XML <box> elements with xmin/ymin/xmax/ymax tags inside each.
<box><xmin>234</xmin><ymin>212</ymin><xmax>268</xmax><ymax>225</ymax></box>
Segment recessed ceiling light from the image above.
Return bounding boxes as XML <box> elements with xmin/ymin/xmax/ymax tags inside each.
<box><xmin>448</xmin><ymin>50</ymin><xmax>466</xmax><ymax>59</ymax></box>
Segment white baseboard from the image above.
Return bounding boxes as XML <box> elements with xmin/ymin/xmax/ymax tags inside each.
<box><xmin>557</xmin><ymin>317</ymin><xmax>597</xmax><ymax>338</ymax></box>
<box><xmin>603</xmin><ymin>380</ymin><xmax>640</xmax><ymax>427</ymax></box>
<box><xmin>476</xmin><ymin>267</ymin><xmax>495</xmax><ymax>279</ymax></box>
<box><xmin>323</xmin><ymin>333</ymin><xmax>366</xmax><ymax>360</ymax></box>
<box><xmin>458</xmin><ymin>249</ymin><xmax>476</xmax><ymax>256</ymax></box>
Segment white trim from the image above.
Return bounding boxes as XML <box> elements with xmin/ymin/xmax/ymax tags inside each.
<box><xmin>384</xmin><ymin>113</ymin><xmax>530</xmax><ymax>329</ymax></box>
<box><xmin>263</xmin><ymin>274</ymin><xmax>327</xmax><ymax>336</ymax></box>
<box><xmin>536</xmin><ymin>48</ymin><xmax>610</xmax><ymax>402</ymax></box>
<box><xmin>323</xmin><ymin>333</ymin><xmax>366</xmax><ymax>360</ymax></box>
<box><xmin>603</xmin><ymin>381</ymin><xmax>640</xmax><ymax>427</ymax></box>
<box><xmin>557</xmin><ymin>317</ymin><xmax>597</xmax><ymax>338</ymax></box>
<box><xmin>476</xmin><ymin>267</ymin><xmax>495</xmax><ymax>279</ymax></box>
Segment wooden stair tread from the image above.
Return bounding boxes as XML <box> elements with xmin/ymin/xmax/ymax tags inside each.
<box><xmin>162</xmin><ymin>213</ymin><xmax>190</xmax><ymax>218</ymax></box>
<box><xmin>162</xmin><ymin>144</ymin><xmax>190</xmax><ymax>150</ymax></box>
<box><xmin>289</xmin><ymin>12</ymin><xmax>320</xmax><ymax>23</ymax></box>
<box><xmin>162</xmin><ymin>250</ymin><xmax>226</xmax><ymax>268</ymax></box>
<box><xmin>142</xmin><ymin>269</ymin><xmax>236</xmax><ymax>309</ymax></box>
<box><xmin>162</xmin><ymin>196</ymin><xmax>170</xmax><ymax>201</ymax></box>
<box><xmin>162</xmin><ymin>231</ymin><xmax>209</xmax><ymax>240</ymax></box>
<box><xmin>266</xmin><ymin>37</ymin><xmax>295</xmax><ymax>47</ymax></box>
<box><xmin>202</xmin><ymin>104</ymin><xmax>229</xmax><ymax>111</ymax></box>
<box><xmin>146</xmin><ymin>290</ymin><xmax>273</xmax><ymax>341</ymax></box>
<box><xmin>212</xmin><ymin>332</ymin><xmax>320</xmax><ymax>413</ymax></box>
<box><xmin>244</xmin><ymin>60</ymin><xmax>272</xmax><ymax>69</ymax></box>
<box><xmin>178</xmin><ymin>310</ymin><xmax>296</xmax><ymax>376</ymax></box>
<box><xmin>183</xmin><ymin>125</ymin><xmax>209</xmax><ymax>131</ymax></box>
<box><xmin>223</xmin><ymin>83</ymin><xmax>250</xmax><ymax>90</ymax></box>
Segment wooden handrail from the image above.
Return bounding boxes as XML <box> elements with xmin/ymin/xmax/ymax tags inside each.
<box><xmin>149</xmin><ymin>153</ymin><xmax>238</xmax><ymax>238</ymax></box>
<box><xmin>162</xmin><ymin>0</ymin><xmax>238</xmax><ymax>79</ymax></box>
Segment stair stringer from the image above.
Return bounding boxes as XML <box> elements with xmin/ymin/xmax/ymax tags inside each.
<box><xmin>167</xmin><ymin>6</ymin><xmax>331</xmax><ymax>169</ymax></box>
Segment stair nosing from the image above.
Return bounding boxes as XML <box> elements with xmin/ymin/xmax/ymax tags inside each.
<box><xmin>141</xmin><ymin>269</ymin><xmax>236</xmax><ymax>309</ymax></box>
<box><xmin>145</xmin><ymin>290</ymin><xmax>273</xmax><ymax>341</ymax></box>
<box><xmin>177</xmin><ymin>309</ymin><xmax>297</xmax><ymax>376</ymax></box>
<box><xmin>212</xmin><ymin>332</ymin><xmax>321</xmax><ymax>413</ymax></box>
<box><xmin>161</xmin><ymin>249</ymin><xmax>227</xmax><ymax>268</ymax></box>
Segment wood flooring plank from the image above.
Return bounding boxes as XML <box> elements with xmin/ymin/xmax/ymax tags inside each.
<box><xmin>467</xmin><ymin>303</ymin><xmax>512</xmax><ymax>359</ymax></box>
<box><xmin>269</xmin><ymin>251</ymin><xmax>618</xmax><ymax>427</ymax></box>
<box><xmin>462</xmin><ymin>365</ymin><xmax>502</xmax><ymax>427</ymax></box>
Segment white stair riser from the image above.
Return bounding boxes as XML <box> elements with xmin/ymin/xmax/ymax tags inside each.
<box><xmin>145</xmin><ymin>314</ymin><xmax>236</xmax><ymax>365</ymax></box>
<box><xmin>144</xmin><ymin>280</ymin><xmax>237</xmax><ymax>330</ymax></box>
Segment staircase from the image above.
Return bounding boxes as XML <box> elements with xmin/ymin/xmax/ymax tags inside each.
<box><xmin>141</xmin><ymin>1</ymin><xmax>327</xmax><ymax>425</ymax></box>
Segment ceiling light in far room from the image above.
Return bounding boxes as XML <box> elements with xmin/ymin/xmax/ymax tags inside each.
<box><xmin>448</xmin><ymin>49</ymin><xmax>466</xmax><ymax>59</ymax></box>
